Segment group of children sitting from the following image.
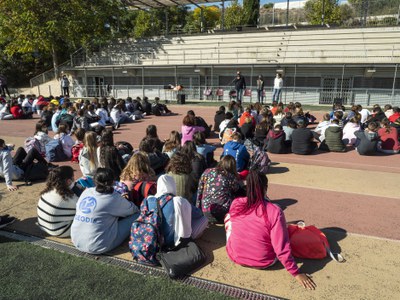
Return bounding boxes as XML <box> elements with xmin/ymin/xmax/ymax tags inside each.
<box><xmin>4</xmin><ymin>97</ymin><xmax>397</xmax><ymax>289</ymax></box>
<box><xmin>214</xmin><ymin>101</ymin><xmax>400</xmax><ymax>155</ymax></box>
<box><xmin>0</xmin><ymin>97</ymin><xmax>321</xmax><ymax>289</ymax></box>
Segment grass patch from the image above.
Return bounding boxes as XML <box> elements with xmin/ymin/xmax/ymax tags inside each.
<box><xmin>0</xmin><ymin>236</ymin><xmax>231</xmax><ymax>300</ymax></box>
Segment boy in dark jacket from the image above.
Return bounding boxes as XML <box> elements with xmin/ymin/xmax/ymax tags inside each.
<box><xmin>265</xmin><ymin>124</ymin><xmax>289</xmax><ymax>154</ymax></box>
<box><xmin>319</xmin><ymin>119</ymin><xmax>346</xmax><ymax>152</ymax></box>
<box><xmin>213</xmin><ymin>106</ymin><xmax>226</xmax><ymax>132</ymax></box>
<box><xmin>291</xmin><ymin>120</ymin><xmax>317</xmax><ymax>155</ymax></box>
<box><xmin>355</xmin><ymin>122</ymin><xmax>379</xmax><ymax>155</ymax></box>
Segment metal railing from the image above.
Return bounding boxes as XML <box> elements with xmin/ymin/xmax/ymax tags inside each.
<box><xmin>68</xmin><ymin>84</ymin><xmax>400</xmax><ymax>106</ymax></box>
<box><xmin>30</xmin><ymin>60</ymin><xmax>72</xmax><ymax>87</ymax></box>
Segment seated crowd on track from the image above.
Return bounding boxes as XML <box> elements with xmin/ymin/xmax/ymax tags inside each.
<box><xmin>1</xmin><ymin>94</ymin><xmax>399</xmax><ymax>289</ymax></box>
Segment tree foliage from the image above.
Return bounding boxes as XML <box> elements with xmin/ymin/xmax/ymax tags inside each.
<box><xmin>184</xmin><ymin>5</ymin><xmax>220</xmax><ymax>33</ymax></box>
<box><xmin>304</xmin><ymin>0</ymin><xmax>341</xmax><ymax>25</ymax></box>
<box><xmin>224</xmin><ymin>0</ymin><xmax>247</xmax><ymax>28</ymax></box>
<box><xmin>243</xmin><ymin>0</ymin><xmax>260</xmax><ymax>26</ymax></box>
<box><xmin>0</xmin><ymin>0</ymin><xmax>121</xmax><ymax>76</ymax></box>
<box><xmin>348</xmin><ymin>0</ymin><xmax>400</xmax><ymax>15</ymax></box>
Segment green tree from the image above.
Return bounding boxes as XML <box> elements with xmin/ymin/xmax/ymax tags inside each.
<box><xmin>0</xmin><ymin>0</ymin><xmax>121</xmax><ymax>78</ymax></box>
<box><xmin>338</xmin><ymin>3</ymin><xmax>356</xmax><ymax>25</ymax></box>
<box><xmin>243</xmin><ymin>0</ymin><xmax>260</xmax><ymax>26</ymax></box>
<box><xmin>132</xmin><ymin>10</ymin><xmax>162</xmax><ymax>38</ymax></box>
<box><xmin>184</xmin><ymin>5</ymin><xmax>221</xmax><ymax>33</ymax></box>
<box><xmin>304</xmin><ymin>0</ymin><xmax>341</xmax><ymax>25</ymax></box>
<box><xmin>224</xmin><ymin>0</ymin><xmax>247</xmax><ymax>29</ymax></box>
<box><xmin>348</xmin><ymin>0</ymin><xmax>399</xmax><ymax>15</ymax></box>
<box><xmin>263</xmin><ymin>3</ymin><xmax>274</xmax><ymax>10</ymax></box>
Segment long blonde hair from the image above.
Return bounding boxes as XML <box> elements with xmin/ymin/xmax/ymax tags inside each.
<box><xmin>120</xmin><ymin>151</ymin><xmax>155</xmax><ymax>181</ymax></box>
<box><xmin>83</xmin><ymin>131</ymin><xmax>98</xmax><ymax>169</ymax></box>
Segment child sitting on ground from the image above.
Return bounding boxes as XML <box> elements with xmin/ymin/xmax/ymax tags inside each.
<box><xmin>319</xmin><ymin>119</ymin><xmax>346</xmax><ymax>152</ymax></box>
<box><xmin>225</xmin><ymin>171</ymin><xmax>316</xmax><ymax>290</ymax></box>
<box><xmin>377</xmin><ymin>118</ymin><xmax>400</xmax><ymax>154</ymax></box>
<box><xmin>265</xmin><ymin>124</ymin><xmax>289</xmax><ymax>154</ymax></box>
<box><xmin>354</xmin><ymin>122</ymin><xmax>379</xmax><ymax>156</ymax></box>
<box><xmin>37</xmin><ymin>166</ymin><xmax>78</xmax><ymax>238</ymax></box>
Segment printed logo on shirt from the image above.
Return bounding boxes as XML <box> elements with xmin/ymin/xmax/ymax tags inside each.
<box><xmin>79</xmin><ymin>196</ymin><xmax>97</xmax><ymax>214</ymax></box>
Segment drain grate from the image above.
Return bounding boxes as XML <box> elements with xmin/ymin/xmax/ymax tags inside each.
<box><xmin>0</xmin><ymin>230</ymin><xmax>285</xmax><ymax>300</ymax></box>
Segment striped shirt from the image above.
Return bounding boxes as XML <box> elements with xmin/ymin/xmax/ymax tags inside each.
<box><xmin>37</xmin><ymin>190</ymin><xmax>78</xmax><ymax>238</ymax></box>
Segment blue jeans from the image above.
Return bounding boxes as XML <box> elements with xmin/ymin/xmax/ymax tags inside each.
<box><xmin>257</xmin><ymin>90</ymin><xmax>264</xmax><ymax>103</ymax></box>
<box><xmin>272</xmin><ymin>88</ymin><xmax>282</xmax><ymax>102</ymax></box>
<box><xmin>108</xmin><ymin>212</ymin><xmax>139</xmax><ymax>251</ymax></box>
<box><xmin>236</xmin><ymin>88</ymin><xmax>243</xmax><ymax>104</ymax></box>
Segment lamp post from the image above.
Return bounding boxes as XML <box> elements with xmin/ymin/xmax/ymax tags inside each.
<box><xmin>321</xmin><ymin>0</ymin><xmax>325</xmax><ymax>26</ymax></box>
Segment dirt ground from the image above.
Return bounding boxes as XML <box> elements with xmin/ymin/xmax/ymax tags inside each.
<box><xmin>1</xmin><ymin>104</ymin><xmax>400</xmax><ymax>299</ymax></box>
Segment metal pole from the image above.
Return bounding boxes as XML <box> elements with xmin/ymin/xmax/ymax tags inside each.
<box><xmin>397</xmin><ymin>3</ymin><xmax>400</xmax><ymax>25</ymax></box>
<box><xmin>84</xmin><ymin>68</ymin><xmax>88</xmax><ymax>98</ymax></box>
<box><xmin>221</xmin><ymin>0</ymin><xmax>225</xmax><ymax>31</ymax></box>
<box><xmin>165</xmin><ymin>10</ymin><xmax>169</xmax><ymax>36</ymax></box>
<box><xmin>340</xmin><ymin>64</ymin><xmax>345</xmax><ymax>97</ymax></box>
<box><xmin>272</xmin><ymin>6</ymin><xmax>275</xmax><ymax>26</ymax></box>
<box><xmin>142</xmin><ymin>67</ymin><xmax>145</xmax><ymax>99</ymax></box>
<box><xmin>321</xmin><ymin>0</ymin><xmax>325</xmax><ymax>26</ymax></box>
<box><xmin>392</xmin><ymin>64</ymin><xmax>398</xmax><ymax>100</ymax></box>
<box><xmin>200</xmin><ymin>7</ymin><xmax>204</xmax><ymax>33</ymax></box>
<box><xmin>112</xmin><ymin>67</ymin><xmax>115</xmax><ymax>98</ymax></box>
<box><xmin>286</xmin><ymin>0</ymin><xmax>289</xmax><ymax>27</ymax></box>
<box><xmin>174</xmin><ymin>66</ymin><xmax>178</xmax><ymax>86</ymax></box>
<box><xmin>292</xmin><ymin>64</ymin><xmax>297</xmax><ymax>102</ymax></box>
<box><xmin>250</xmin><ymin>65</ymin><xmax>254</xmax><ymax>103</ymax></box>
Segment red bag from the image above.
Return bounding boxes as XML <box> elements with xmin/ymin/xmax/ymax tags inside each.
<box><xmin>71</xmin><ymin>143</ymin><xmax>84</xmax><ymax>163</ymax></box>
<box><xmin>132</xmin><ymin>181</ymin><xmax>157</xmax><ymax>207</ymax></box>
<box><xmin>288</xmin><ymin>222</ymin><xmax>344</xmax><ymax>262</ymax></box>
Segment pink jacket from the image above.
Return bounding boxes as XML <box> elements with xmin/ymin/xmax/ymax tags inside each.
<box><xmin>181</xmin><ymin>125</ymin><xmax>205</xmax><ymax>145</ymax></box>
<box><xmin>225</xmin><ymin>197</ymin><xmax>299</xmax><ymax>276</ymax></box>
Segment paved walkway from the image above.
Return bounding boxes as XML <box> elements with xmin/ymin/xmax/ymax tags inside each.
<box><xmin>1</xmin><ymin>104</ymin><xmax>399</xmax><ymax>299</ymax></box>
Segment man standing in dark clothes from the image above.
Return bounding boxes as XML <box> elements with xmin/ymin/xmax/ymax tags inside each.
<box><xmin>291</xmin><ymin>120</ymin><xmax>317</xmax><ymax>155</ymax></box>
<box><xmin>233</xmin><ymin>71</ymin><xmax>246</xmax><ymax>105</ymax></box>
<box><xmin>0</xmin><ymin>74</ymin><xmax>11</xmax><ymax>98</ymax></box>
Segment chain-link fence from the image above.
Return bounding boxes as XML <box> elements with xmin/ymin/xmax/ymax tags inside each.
<box><xmin>260</xmin><ymin>0</ymin><xmax>400</xmax><ymax>27</ymax></box>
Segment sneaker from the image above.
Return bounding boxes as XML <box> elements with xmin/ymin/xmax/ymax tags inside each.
<box><xmin>0</xmin><ymin>216</ymin><xmax>16</xmax><ymax>229</ymax></box>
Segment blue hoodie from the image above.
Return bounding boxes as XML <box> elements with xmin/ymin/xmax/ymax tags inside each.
<box><xmin>222</xmin><ymin>141</ymin><xmax>250</xmax><ymax>172</ymax></box>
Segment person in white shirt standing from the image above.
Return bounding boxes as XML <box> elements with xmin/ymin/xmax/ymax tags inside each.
<box><xmin>272</xmin><ymin>73</ymin><xmax>283</xmax><ymax>102</ymax></box>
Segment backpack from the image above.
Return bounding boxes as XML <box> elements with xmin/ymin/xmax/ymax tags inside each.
<box><xmin>288</xmin><ymin>222</ymin><xmax>345</xmax><ymax>262</ymax></box>
<box><xmin>24</xmin><ymin>137</ymin><xmax>41</xmax><ymax>154</ymax></box>
<box><xmin>249</xmin><ymin>147</ymin><xmax>271</xmax><ymax>174</ymax></box>
<box><xmin>72</xmin><ymin>176</ymin><xmax>95</xmax><ymax>197</ymax></box>
<box><xmin>45</xmin><ymin>138</ymin><xmax>68</xmax><ymax>162</ymax></box>
<box><xmin>132</xmin><ymin>181</ymin><xmax>157</xmax><ymax>207</ymax></box>
<box><xmin>59</xmin><ymin>113</ymin><xmax>74</xmax><ymax>127</ymax></box>
<box><xmin>221</xmin><ymin>127</ymin><xmax>236</xmax><ymax>145</ymax></box>
<box><xmin>129</xmin><ymin>194</ymin><xmax>174</xmax><ymax>265</ymax></box>
<box><xmin>71</xmin><ymin>143</ymin><xmax>84</xmax><ymax>163</ymax></box>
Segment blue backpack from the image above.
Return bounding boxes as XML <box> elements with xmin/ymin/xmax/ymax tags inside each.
<box><xmin>129</xmin><ymin>194</ymin><xmax>173</xmax><ymax>265</ymax></box>
<box><xmin>45</xmin><ymin>138</ymin><xmax>67</xmax><ymax>162</ymax></box>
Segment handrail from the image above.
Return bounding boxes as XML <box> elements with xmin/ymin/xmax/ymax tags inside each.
<box><xmin>66</xmin><ymin>84</ymin><xmax>399</xmax><ymax>107</ymax></box>
<box><xmin>30</xmin><ymin>60</ymin><xmax>72</xmax><ymax>87</ymax></box>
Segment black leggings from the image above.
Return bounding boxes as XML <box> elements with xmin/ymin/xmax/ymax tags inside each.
<box><xmin>13</xmin><ymin>147</ymin><xmax>47</xmax><ymax>171</ymax></box>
